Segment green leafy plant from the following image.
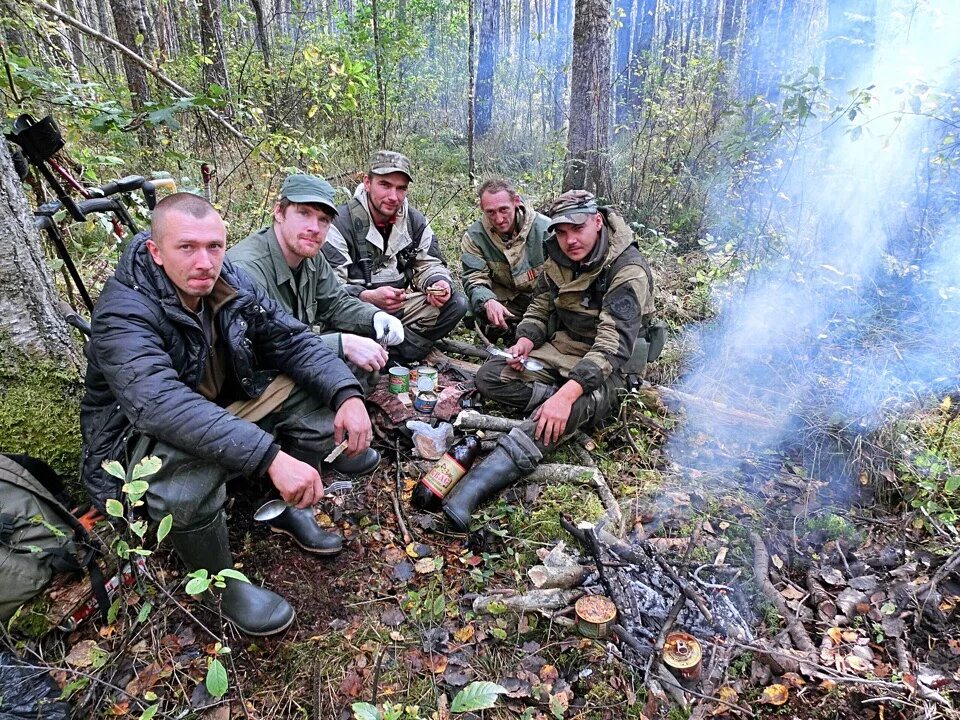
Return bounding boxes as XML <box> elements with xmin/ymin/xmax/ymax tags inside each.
<box><xmin>450</xmin><ymin>681</ymin><xmax>508</xmax><ymax>712</ymax></box>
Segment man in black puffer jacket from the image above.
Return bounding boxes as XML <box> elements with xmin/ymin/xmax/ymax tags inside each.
<box><xmin>82</xmin><ymin>193</ymin><xmax>374</xmax><ymax>636</ymax></box>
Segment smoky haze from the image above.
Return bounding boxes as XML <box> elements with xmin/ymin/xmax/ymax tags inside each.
<box><xmin>666</xmin><ymin>2</ymin><xmax>960</xmax><ymax>480</ymax></box>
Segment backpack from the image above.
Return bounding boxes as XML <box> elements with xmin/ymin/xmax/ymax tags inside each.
<box><xmin>0</xmin><ymin>454</ymin><xmax>106</xmax><ymax>622</ymax></box>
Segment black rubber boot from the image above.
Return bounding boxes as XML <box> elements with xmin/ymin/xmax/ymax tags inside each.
<box><xmin>171</xmin><ymin>513</ymin><xmax>295</xmax><ymax>636</ymax></box>
<box><xmin>265</xmin><ymin>506</ymin><xmax>343</xmax><ymax>555</ymax></box>
<box><xmin>330</xmin><ymin>447</ymin><xmax>381</xmax><ymax>476</ymax></box>
<box><xmin>442</xmin><ymin>427</ymin><xmax>543</xmax><ymax>532</ymax></box>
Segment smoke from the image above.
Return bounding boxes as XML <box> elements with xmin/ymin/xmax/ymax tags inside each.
<box><xmin>667</xmin><ymin>2</ymin><xmax>960</xmax><ymax>480</ymax></box>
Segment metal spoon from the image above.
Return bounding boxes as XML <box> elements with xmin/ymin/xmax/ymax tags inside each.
<box><xmin>486</xmin><ymin>346</ymin><xmax>545</xmax><ymax>372</ymax></box>
<box><xmin>253</xmin><ymin>480</ymin><xmax>353</xmax><ymax>522</ymax></box>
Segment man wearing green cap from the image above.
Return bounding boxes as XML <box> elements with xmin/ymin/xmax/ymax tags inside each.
<box><xmin>230</xmin><ymin>174</ymin><xmax>405</xmax><ymax>369</ymax></box>
<box><xmin>460</xmin><ymin>178</ymin><xmax>550</xmax><ymax>344</ymax></box>
<box><xmin>441</xmin><ymin>190</ymin><xmax>660</xmax><ymax>532</ymax></box>
<box><xmin>322</xmin><ymin>151</ymin><xmax>468</xmax><ymax>363</ymax></box>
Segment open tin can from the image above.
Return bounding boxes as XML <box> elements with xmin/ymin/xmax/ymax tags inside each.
<box><xmin>662</xmin><ymin>631</ymin><xmax>702</xmax><ymax>680</ymax></box>
<box><xmin>575</xmin><ymin>595</ymin><xmax>617</xmax><ymax>638</ymax></box>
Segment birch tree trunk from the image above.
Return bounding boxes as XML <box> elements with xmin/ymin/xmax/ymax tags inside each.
<box><xmin>0</xmin><ymin>142</ymin><xmax>81</xmax><ymax>369</ymax></box>
<box><xmin>562</xmin><ymin>0</ymin><xmax>611</xmax><ymax>195</ymax></box>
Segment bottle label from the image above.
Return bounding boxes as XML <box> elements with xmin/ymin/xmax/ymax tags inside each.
<box><xmin>420</xmin><ymin>455</ymin><xmax>468</xmax><ymax>498</ymax></box>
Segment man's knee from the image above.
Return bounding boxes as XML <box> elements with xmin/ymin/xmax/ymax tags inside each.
<box><xmin>475</xmin><ymin>357</ymin><xmax>509</xmax><ymax>396</ymax></box>
<box><xmin>437</xmin><ymin>292</ymin><xmax>468</xmax><ymax>330</ymax></box>
<box><xmin>145</xmin><ymin>456</ymin><xmax>228</xmax><ymax>530</ymax></box>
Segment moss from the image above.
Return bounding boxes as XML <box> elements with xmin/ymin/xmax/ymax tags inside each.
<box><xmin>0</xmin><ymin>340</ymin><xmax>83</xmax><ymax>491</ymax></box>
<box><xmin>516</xmin><ymin>482</ymin><xmax>606</xmax><ymax>544</ymax></box>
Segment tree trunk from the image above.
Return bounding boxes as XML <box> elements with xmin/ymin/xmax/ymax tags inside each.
<box><xmin>825</xmin><ymin>0</ymin><xmax>876</xmax><ymax>101</ymax></box>
<box><xmin>612</xmin><ymin>0</ymin><xmax>632</xmax><ymax>124</ymax></box>
<box><xmin>625</xmin><ymin>0</ymin><xmax>654</xmax><ymax>111</ymax></box>
<box><xmin>519</xmin><ymin>0</ymin><xmax>529</xmax><ymax>59</ymax></box>
<box><xmin>468</xmin><ymin>0</ymin><xmax>476</xmax><ymax>177</ymax></box>
<box><xmin>371</xmin><ymin>0</ymin><xmax>388</xmax><ymax>145</ymax></box>
<box><xmin>552</xmin><ymin>0</ymin><xmax>572</xmax><ymax>132</ymax></box>
<box><xmin>562</xmin><ymin>0</ymin><xmax>612</xmax><ymax>196</ymax></box>
<box><xmin>249</xmin><ymin>0</ymin><xmax>272</xmax><ymax>68</ymax></box>
<box><xmin>476</xmin><ymin>0</ymin><xmax>499</xmax><ymax>136</ymax></box>
<box><xmin>108</xmin><ymin>0</ymin><xmax>154</xmax><ymax>144</ymax></box>
<box><xmin>0</xmin><ymin>141</ymin><xmax>81</xmax><ymax>369</ymax></box>
<box><xmin>199</xmin><ymin>0</ymin><xmax>231</xmax><ymax>95</ymax></box>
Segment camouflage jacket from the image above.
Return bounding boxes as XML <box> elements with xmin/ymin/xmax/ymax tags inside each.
<box><xmin>460</xmin><ymin>200</ymin><xmax>550</xmax><ymax>315</ymax></box>
<box><xmin>228</xmin><ymin>225</ymin><xmax>379</xmax><ymax>356</ymax></box>
<box><xmin>322</xmin><ymin>185</ymin><xmax>451</xmax><ymax>295</ymax></box>
<box><xmin>517</xmin><ymin>210</ymin><xmax>655</xmax><ymax>393</ymax></box>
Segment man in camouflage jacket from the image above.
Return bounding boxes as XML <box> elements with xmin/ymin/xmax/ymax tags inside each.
<box><xmin>460</xmin><ymin>178</ymin><xmax>550</xmax><ymax>344</ymax></box>
<box><xmin>322</xmin><ymin>150</ymin><xmax>468</xmax><ymax>362</ymax></box>
<box><xmin>442</xmin><ymin>190</ymin><xmax>657</xmax><ymax>531</ymax></box>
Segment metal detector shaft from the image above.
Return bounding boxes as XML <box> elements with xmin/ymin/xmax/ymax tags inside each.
<box><xmin>34</xmin><ymin>215</ymin><xmax>94</xmax><ymax>311</ymax></box>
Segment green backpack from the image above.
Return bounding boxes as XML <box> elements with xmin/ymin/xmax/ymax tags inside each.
<box><xmin>0</xmin><ymin>454</ymin><xmax>105</xmax><ymax>622</ymax></box>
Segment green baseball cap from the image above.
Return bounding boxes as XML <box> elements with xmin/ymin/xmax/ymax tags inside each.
<box><xmin>369</xmin><ymin>150</ymin><xmax>413</xmax><ymax>182</ymax></box>
<box><xmin>279</xmin><ymin>174</ymin><xmax>338</xmax><ymax>215</ymax></box>
<box><xmin>544</xmin><ymin>190</ymin><xmax>599</xmax><ymax>230</ymax></box>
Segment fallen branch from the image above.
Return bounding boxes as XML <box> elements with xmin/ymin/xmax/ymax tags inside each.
<box><xmin>25</xmin><ymin>0</ymin><xmax>263</xmax><ymax>158</ymax></box>
<box><xmin>748</xmin><ymin>532</ymin><xmax>816</xmax><ymax>653</ymax></box>
<box><xmin>472</xmin><ymin>588</ymin><xmax>581</xmax><ymax>614</ymax></box>
<box><xmin>653</xmin><ymin>386</ymin><xmax>773</xmax><ymax>428</ymax></box>
<box><xmin>527</xmin><ymin>564</ymin><xmax>588</xmax><ymax>590</ymax></box>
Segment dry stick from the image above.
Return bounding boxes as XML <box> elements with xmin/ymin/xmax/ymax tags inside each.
<box><xmin>747</xmin><ymin>531</ymin><xmax>816</xmax><ymax>653</ymax></box>
<box><xmin>393</xmin><ymin>440</ymin><xmax>412</xmax><ymax>545</ymax></box>
<box><xmin>25</xmin><ymin>0</ymin><xmax>265</xmax><ymax>160</ymax></box>
<box><xmin>436</xmin><ymin>338</ymin><xmax>491</xmax><ymax>360</ymax></box>
<box><xmin>654</xmin><ymin>386</ymin><xmax>774</xmax><ymax>427</ymax></box>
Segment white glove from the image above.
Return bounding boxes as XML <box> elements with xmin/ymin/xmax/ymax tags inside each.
<box><xmin>373</xmin><ymin>312</ymin><xmax>405</xmax><ymax>346</ymax></box>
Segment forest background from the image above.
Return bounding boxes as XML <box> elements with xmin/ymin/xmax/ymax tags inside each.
<box><xmin>0</xmin><ymin>0</ymin><xmax>959</xmax><ymax>717</ymax></box>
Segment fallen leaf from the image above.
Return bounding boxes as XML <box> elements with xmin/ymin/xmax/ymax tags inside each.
<box><xmin>414</xmin><ymin>557</ymin><xmax>436</xmax><ymax>574</ymax></box>
<box><xmin>454</xmin><ymin>624</ymin><xmax>475</xmax><ymax>643</ymax></box>
<box><xmin>709</xmin><ymin>685</ymin><xmax>739</xmax><ymax>715</ymax></box>
<box><xmin>827</xmin><ymin>626</ymin><xmax>843</xmax><ymax>644</ymax></box>
<box><xmin>759</xmin><ymin>684</ymin><xmax>789</xmax><ymax>705</ymax></box>
<box><xmin>771</xmin><ymin>554</ymin><xmax>784</xmax><ymax>571</ymax></box>
<box><xmin>781</xmin><ymin>672</ymin><xmax>806</xmax><ymax>688</ymax></box>
<box><xmin>841</xmin><ymin>630</ymin><xmax>860</xmax><ymax>643</ymax></box>
<box><xmin>780</xmin><ymin>585</ymin><xmax>805</xmax><ymax>600</ymax></box>
<box><xmin>845</xmin><ymin>655</ymin><xmax>872</xmax><ymax>673</ymax></box>
<box><xmin>339</xmin><ymin>668</ymin><xmax>365</xmax><ymax>697</ymax></box>
<box><xmin>65</xmin><ymin>640</ymin><xmax>101</xmax><ymax>668</ymax></box>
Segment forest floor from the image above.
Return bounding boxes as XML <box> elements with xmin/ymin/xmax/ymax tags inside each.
<box><xmin>13</xmin><ymin>370</ymin><xmax>960</xmax><ymax>720</ymax></box>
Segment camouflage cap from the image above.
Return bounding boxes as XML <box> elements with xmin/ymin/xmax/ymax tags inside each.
<box><xmin>369</xmin><ymin>150</ymin><xmax>413</xmax><ymax>182</ymax></box>
<box><xmin>280</xmin><ymin>174</ymin><xmax>338</xmax><ymax>216</ymax></box>
<box><xmin>544</xmin><ymin>190</ymin><xmax>599</xmax><ymax>230</ymax></box>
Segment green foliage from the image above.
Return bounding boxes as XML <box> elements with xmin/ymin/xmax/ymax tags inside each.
<box><xmin>899</xmin><ymin>447</ymin><xmax>960</xmax><ymax>529</ymax></box>
<box><xmin>450</xmin><ymin>681</ymin><xmax>508</xmax><ymax>712</ymax></box>
<box><xmin>805</xmin><ymin>512</ymin><xmax>856</xmax><ymax>542</ymax></box>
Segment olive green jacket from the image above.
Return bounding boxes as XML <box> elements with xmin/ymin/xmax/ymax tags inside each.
<box><xmin>228</xmin><ymin>226</ymin><xmax>380</xmax><ymax>356</ymax></box>
<box><xmin>460</xmin><ymin>200</ymin><xmax>550</xmax><ymax>315</ymax></box>
<box><xmin>517</xmin><ymin>210</ymin><xmax>655</xmax><ymax>393</ymax></box>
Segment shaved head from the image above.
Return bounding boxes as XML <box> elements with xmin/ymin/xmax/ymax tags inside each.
<box><xmin>152</xmin><ymin>192</ymin><xmax>219</xmax><ymax>245</ymax></box>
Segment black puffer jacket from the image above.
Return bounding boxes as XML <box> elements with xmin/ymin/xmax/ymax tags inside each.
<box><xmin>81</xmin><ymin>234</ymin><xmax>363</xmax><ymax>510</ymax></box>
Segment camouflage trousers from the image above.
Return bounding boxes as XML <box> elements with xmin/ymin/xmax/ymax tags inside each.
<box><xmin>468</xmin><ymin>294</ymin><xmax>531</xmax><ymax>346</ymax></box>
<box><xmin>129</xmin><ymin>376</ymin><xmax>337</xmax><ymax>532</ymax></box>
<box><xmin>474</xmin><ymin>356</ymin><xmax>625</xmax><ymax>454</ymax></box>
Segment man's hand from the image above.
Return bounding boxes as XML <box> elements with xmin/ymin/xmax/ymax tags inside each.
<box><xmin>506</xmin><ymin>337</ymin><xmax>535</xmax><ymax>371</ymax></box>
<box><xmin>341</xmin><ymin>334</ymin><xmax>388</xmax><ymax>371</ymax></box>
<box><xmin>425</xmin><ymin>280</ymin><xmax>452</xmax><ymax>308</ymax></box>
<box><xmin>334</xmin><ymin>396</ymin><xmax>373</xmax><ymax>457</ymax></box>
<box><xmin>532</xmin><ymin>381</ymin><xmax>584</xmax><ymax>445</ymax></box>
<box><xmin>373</xmin><ymin>311</ymin><xmax>405</xmax><ymax>346</ymax></box>
<box><xmin>267</xmin><ymin>450</ymin><xmax>324</xmax><ymax>508</ymax></box>
<box><xmin>361</xmin><ymin>286</ymin><xmax>406</xmax><ymax>312</ymax></box>
<box><xmin>484</xmin><ymin>299</ymin><xmax>515</xmax><ymax>329</ymax></box>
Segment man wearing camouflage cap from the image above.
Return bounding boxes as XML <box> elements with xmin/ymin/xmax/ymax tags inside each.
<box><xmin>322</xmin><ymin>151</ymin><xmax>468</xmax><ymax>363</ymax></box>
<box><xmin>442</xmin><ymin>190</ymin><xmax>660</xmax><ymax>532</ymax></box>
<box><xmin>460</xmin><ymin>178</ymin><xmax>551</xmax><ymax>344</ymax></box>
